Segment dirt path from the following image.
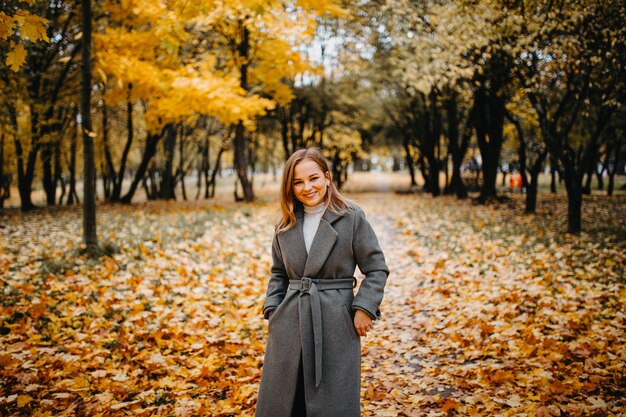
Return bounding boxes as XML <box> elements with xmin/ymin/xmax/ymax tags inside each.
<box><xmin>351</xmin><ymin>193</ymin><xmax>625</xmax><ymax>417</ymax></box>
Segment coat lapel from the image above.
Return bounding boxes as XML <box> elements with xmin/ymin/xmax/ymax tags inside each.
<box><xmin>277</xmin><ymin>207</ymin><xmax>307</xmax><ymax>278</ymax></box>
<box><xmin>278</xmin><ymin>205</ymin><xmax>346</xmax><ymax>279</ymax></box>
<box><xmin>302</xmin><ymin>208</ymin><xmax>343</xmax><ymax>278</ymax></box>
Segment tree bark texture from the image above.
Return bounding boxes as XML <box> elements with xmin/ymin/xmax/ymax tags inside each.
<box><xmin>81</xmin><ymin>0</ymin><xmax>97</xmax><ymax>248</ymax></box>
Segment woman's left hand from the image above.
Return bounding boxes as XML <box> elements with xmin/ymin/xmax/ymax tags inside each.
<box><xmin>353</xmin><ymin>309</ymin><xmax>373</xmax><ymax>337</ymax></box>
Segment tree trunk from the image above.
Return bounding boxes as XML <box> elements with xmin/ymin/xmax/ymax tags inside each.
<box><xmin>564</xmin><ymin>169</ymin><xmax>583</xmax><ymax>234</ymax></box>
<box><xmin>208</xmin><ymin>145</ymin><xmax>225</xmax><ymax>198</ymax></box>
<box><xmin>279</xmin><ymin>106</ymin><xmax>292</xmax><ymax>159</ymax></box>
<box><xmin>525</xmin><ymin>149</ymin><xmax>548</xmax><ymax>214</ymax></box>
<box><xmin>81</xmin><ymin>0</ymin><xmax>97</xmax><ymax>248</ymax></box>
<box><xmin>121</xmin><ymin>129</ymin><xmax>163</xmax><ymax>204</ymax></box>
<box><xmin>606</xmin><ymin>137</ymin><xmax>622</xmax><ymax>197</ymax></box>
<box><xmin>332</xmin><ymin>150</ymin><xmax>344</xmax><ymax>190</ymax></box>
<box><xmin>102</xmin><ymin>169</ymin><xmax>111</xmax><ymax>202</ymax></box>
<box><xmin>196</xmin><ymin>129</ymin><xmax>209</xmax><ymax>200</ymax></box>
<box><xmin>549</xmin><ymin>155</ymin><xmax>558</xmax><ymax>194</ymax></box>
<box><xmin>233</xmin><ymin>25</ymin><xmax>254</xmax><ymax>202</ymax></box>
<box><xmin>68</xmin><ymin>113</ymin><xmax>80</xmax><ymax>205</ymax></box>
<box><xmin>159</xmin><ymin>123</ymin><xmax>177</xmax><ymax>200</ymax></box>
<box><xmin>178</xmin><ymin>124</ymin><xmax>187</xmax><ymax>201</ymax></box>
<box><xmin>14</xmin><ymin>139</ymin><xmax>33</xmax><ymax>210</ymax></box>
<box><xmin>234</xmin><ymin>122</ymin><xmax>254</xmax><ymax>201</ymax></box>
<box><xmin>582</xmin><ymin>150</ymin><xmax>595</xmax><ymax>195</ymax></box>
<box><xmin>474</xmin><ymin>87</ymin><xmax>506</xmax><ymax>202</ymax></box>
<box><xmin>444</xmin><ymin>94</ymin><xmax>458</xmax><ymax>197</ymax></box>
<box><xmin>402</xmin><ymin>136</ymin><xmax>417</xmax><ymax>187</ymax></box>
<box><xmin>427</xmin><ymin>90</ymin><xmax>442</xmax><ymax>196</ymax></box>
<box><xmin>54</xmin><ymin>140</ymin><xmax>63</xmax><ymax>204</ymax></box>
<box><xmin>525</xmin><ymin>171</ymin><xmax>539</xmax><ymax>213</ymax></box>
<box><xmin>595</xmin><ymin>166</ymin><xmax>604</xmax><ymax>190</ymax></box>
<box><xmin>101</xmin><ymin>89</ymin><xmax>115</xmax><ymax>202</ymax></box>
<box><xmin>111</xmin><ymin>85</ymin><xmax>135</xmax><ymax>201</ymax></box>
<box><xmin>41</xmin><ymin>145</ymin><xmax>56</xmax><ymax>205</ymax></box>
<box><xmin>0</xmin><ymin>132</ymin><xmax>5</xmax><ymax>208</ymax></box>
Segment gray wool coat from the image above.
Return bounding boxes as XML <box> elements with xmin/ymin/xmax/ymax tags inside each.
<box><xmin>255</xmin><ymin>202</ymin><xmax>390</xmax><ymax>417</ymax></box>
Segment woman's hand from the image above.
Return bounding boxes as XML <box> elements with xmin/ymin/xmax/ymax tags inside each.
<box><xmin>353</xmin><ymin>309</ymin><xmax>373</xmax><ymax>337</ymax></box>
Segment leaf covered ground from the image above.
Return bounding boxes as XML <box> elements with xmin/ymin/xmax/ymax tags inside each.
<box><xmin>1</xmin><ymin>186</ymin><xmax>624</xmax><ymax>416</ymax></box>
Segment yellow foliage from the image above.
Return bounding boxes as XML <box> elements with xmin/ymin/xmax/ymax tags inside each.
<box><xmin>95</xmin><ymin>0</ymin><xmax>344</xmax><ymax>132</ymax></box>
<box><xmin>5</xmin><ymin>44</ymin><xmax>26</xmax><ymax>71</ymax></box>
<box><xmin>13</xmin><ymin>11</ymin><xmax>49</xmax><ymax>42</ymax></box>
<box><xmin>0</xmin><ymin>9</ymin><xmax>49</xmax><ymax>71</ymax></box>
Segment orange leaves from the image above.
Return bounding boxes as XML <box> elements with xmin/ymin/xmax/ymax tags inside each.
<box><xmin>365</xmin><ymin>382</ymin><xmax>386</xmax><ymax>401</ymax></box>
<box><xmin>488</xmin><ymin>369</ymin><xmax>515</xmax><ymax>385</ymax></box>
<box><xmin>440</xmin><ymin>398</ymin><xmax>460</xmax><ymax>412</ymax></box>
<box><xmin>1</xmin><ymin>189</ymin><xmax>624</xmax><ymax>416</ymax></box>
<box><xmin>357</xmin><ymin>192</ymin><xmax>625</xmax><ymax>416</ymax></box>
<box><xmin>535</xmin><ymin>405</ymin><xmax>562</xmax><ymax>417</ymax></box>
<box><xmin>0</xmin><ymin>353</ymin><xmax>16</xmax><ymax>368</ymax></box>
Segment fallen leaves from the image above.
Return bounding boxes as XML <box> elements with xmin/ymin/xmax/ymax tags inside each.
<box><xmin>1</xmin><ymin>200</ymin><xmax>273</xmax><ymax>416</ymax></box>
<box><xmin>0</xmin><ymin>192</ymin><xmax>624</xmax><ymax>416</ymax></box>
<box><xmin>358</xmin><ymin>193</ymin><xmax>625</xmax><ymax>416</ymax></box>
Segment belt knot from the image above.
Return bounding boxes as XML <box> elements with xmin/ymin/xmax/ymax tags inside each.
<box><xmin>300</xmin><ymin>277</ymin><xmax>313</xmax><ymax>294</ymax></box>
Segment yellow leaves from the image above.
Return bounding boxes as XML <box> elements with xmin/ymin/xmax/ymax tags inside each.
<box><xmin>95</xmin><ymin>0</ymin><xmax>343</xmax><ymax>131</ymax></box>
<box><xmin>355</xmin><ymin>190</ymin><xmax>625</xmax><ymax>416</ymax></box>
<box><xmin>0</xmin><ymin>353</ymin><xmax>16</xmax><ymax>368</ymax></box>
<box><xmin>17</xmin><ymin>395</ymin><xmax>32</xmax><ymax>407</ymax></box>
<box><xmin>1</xmin><ymin>9</ymin><xmax>49</xmax><ymax>71</ymax></box>
<box><xmin>296</xmin><ymin>0</ymin><xmax>347</xmax><ymax>18</ymax></box>
<box><xmin>5</xmin><ymin>43</ymin><xmax>26</xmax><ymax>71</ymax></box>
<box><xmin>0</xmin><ymin>12</ymin><xmax>16</xmax><ymax>39</ymax></box>
<box><xmin>13</xmin><ymin>11</ymin><xmax>49</xmax><ymax>42</ymax></box>
<box><xmin>2</xmin><ymin>182</ymin><xmax>623</xmax><ymax>415</ymax></box>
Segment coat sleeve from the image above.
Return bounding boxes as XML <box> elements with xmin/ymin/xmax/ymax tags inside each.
<box><xmin>262</xmin><ymin>233</ymin><xmax>289</xmax><ymax>319</ymax></box>
<box><xmin>351</xmin><ymin>207</ymin><xmax>390</xmax><ymax>320</ymax></box>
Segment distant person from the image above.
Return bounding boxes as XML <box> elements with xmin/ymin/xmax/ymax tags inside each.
<box><xmin>516</xmin><ymin>173</ymin><xmax>524</xmax><ymax>193</ymax></box>
<box><xmin>255</xmin><ymin>147</ymin><xmax>390</xmax><ymax>417</ymax></box>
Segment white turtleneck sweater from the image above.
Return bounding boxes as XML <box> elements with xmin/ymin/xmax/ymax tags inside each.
<box><xmin>303</xmin><ymin>202</ymin><xmax>326</xmax><ymax>254</ymax></box>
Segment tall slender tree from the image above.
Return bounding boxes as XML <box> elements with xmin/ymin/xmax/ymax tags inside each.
<box><xmin>81</xmin><ymin>0</ymin><xmax>97</xmax><ymax>249</ymax></box>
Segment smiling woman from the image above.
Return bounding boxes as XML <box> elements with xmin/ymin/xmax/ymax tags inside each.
<box><xmin>255</xmin><ymin>147</ymin><xmax>390</xmax><ymax>417</ymax></box>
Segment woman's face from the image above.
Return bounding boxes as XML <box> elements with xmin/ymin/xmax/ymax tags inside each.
<box><xmin>292</xmin><ymin>158</ymin><xmax>330</xmax><ymax>207</ymax></box>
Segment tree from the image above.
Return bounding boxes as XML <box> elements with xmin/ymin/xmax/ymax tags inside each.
<box><xmin>81</xmin><ymin>0</ymin><xmax>97</xmax><ymax>248</ymax></box>
<box><xmin>95</xmin><ymin>0</ymin><xmax>276</xmax><ymax>204</ymax></box>
<box><xmin>1</xmin><ymin>1</ymin><xmax>81</xmax><ymax>211</ymax></box>
<box><xmin>209</xmin><ymin>1</ymin><xmax>345</xmax><ymax>201</ymax></box>
<box><xmin>513</xmin><ymin>0</ymin><xmax>626</xmax><ymax>233</ymax></box>
<box><xmin>0</xmin><ymin>0</ymin><xmax>49</xmax><ymax>71</ymax></box>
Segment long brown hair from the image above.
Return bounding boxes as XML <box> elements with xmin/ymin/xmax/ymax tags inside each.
<box><xmin>276</xmin><ymin>147</ymin><xmax>351</xmax><ymax>233</ymax></box>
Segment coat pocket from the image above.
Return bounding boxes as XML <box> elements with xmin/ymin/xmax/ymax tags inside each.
<box><xmin>341</xmin><ymin>305</ymin><xmax>359</xmax><ymax>340</ymax></box>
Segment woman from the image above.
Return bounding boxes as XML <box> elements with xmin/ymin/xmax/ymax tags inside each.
<box><xmin>255</xmin><ymin>148</ymin><xmax>390</xmax><ymax>417</ymax></box>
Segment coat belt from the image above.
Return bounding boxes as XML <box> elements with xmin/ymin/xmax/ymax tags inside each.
<box><xmin>288</xmin><ymin>277</ymin><xmax>357</xmax><ymax>388</ymax></box>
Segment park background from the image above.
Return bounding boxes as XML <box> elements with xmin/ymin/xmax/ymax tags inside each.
<box><xmin>1</xmin><ymin>0</ymin><xmax>625</xmax><ymax>416</ymax></box>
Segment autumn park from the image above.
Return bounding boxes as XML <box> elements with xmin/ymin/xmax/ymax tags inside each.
<box><xmin>1</xmin><ymin>0</ymin><xmax>625</xmax><ymax>416</ymax></box>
